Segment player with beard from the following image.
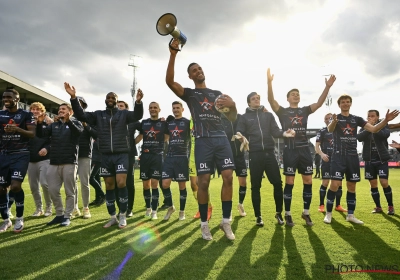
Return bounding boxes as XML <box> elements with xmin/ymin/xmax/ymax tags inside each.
<box><xmin>315</xmin><ymin>113</ymin><xmax>347</xmax><ymax>213</ymax></box>
<box><xmin>161</xmin><ymin>101</ymin><xmax>191</xmax><ymax>221</ymax></box>
<box><xmin>0</xmin><ymin>88</ymin><xmax>36</xmax><ymax>233</ymax></box>
<box><xmin>135</xmin><ymin>102</ymin><xmax>169</xmax><ymax>220</ymax></box>
<box><xmin>267</xmin><ymin>68</ymin><xmax>336</xmax><ymax>227</ymax></box>
<box><xmin>64</xmin><ymin>83</ymin><xmax>143</xmax><ymax>229</ymax></box>
<box><xmin>357</xmin><ymin>110</ymin><xmax>394</xmax><ymax>215</ymax></box>
<box><xmin>323</xmin><ymin>95</ymin><xmax>398</xmax><ymax>224</ymax></box>
<box><xmin>166</xmin><ymin>39</ymin><xmax>237</xmax><ymax>241</ymax></box>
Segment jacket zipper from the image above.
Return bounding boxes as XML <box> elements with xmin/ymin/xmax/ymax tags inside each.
<box><xmin>110</xmin><ymin>110</ymin><xmax>113</xmax><ymax>153</ymax></box>
<box><xmin>256</xmin><ymin>110</ymin><xmax>264</xmax><ymax>150</ymax></box>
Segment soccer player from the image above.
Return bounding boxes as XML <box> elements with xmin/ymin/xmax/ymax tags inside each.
<box><xmin>28</xmin><ymin>102</ymin><xmax>53</xmax><ymax>217</ymax></box>
<box><xmin>161</xmin><ymin>101</ymin><xmax>191</xmax><ymax>221</ymax></box>
<box><xmin>135</xmin><ymin>102</ymin><xmax>169</xmax><ymax>220</ymax></box>
<box><xmin>189</xmin><ymin>118</ymin><xmax>213</xmax><ymax>220</ymax></box>
<box><xmin>323</xmin><ymin>95</ymin><xmax>398</xmax><ymax>224</ymax></box>
<box><xmin>221</xmin><ymin>112</ymin><xmax>248</xmax><ymax>217</ymax></box>
<box><xmin>65</xmin><ymin>83</ymin><xmax>143</xmax><ymax>229</ymax></box>
<box><xmin>0</xmin><ymin>88</ymin><xmax>36</xmax><ymax>233</ymax></box>
<box><xmin>315</xmin><ymin>113</ymin><xmax>347</xmax><ymax>213</ymax></box>
<box><xmin>116</xmin><ymin>100</ymin><xmax>140</xmax><ymax>217</ymax></box>
<box><xmin>88</xmin><ymin>138</ymin><xmax>105</xmax><ymax>206</ymax></box>
<box><xmin>267</xmin><ymin>68</ymin><xmax>336</xmax><ymax>226</ymax></box>
<box><xmin>166</xmin><ymin>39</ymin><xmax>237</xmax><ymax>241</ymax></box>
<box><xmin>357</xmin><ymin>110</ymin><xmax>394</xmax><ymax>215</ymax></box>
<box><xmin>36</xmin><ymin>103</ymin><xmax>83</xmax><ymax>227</ymax></box>
<box><xmin>236</xmin><ymin>92</ymin><xmax>295</xmax><ymax>226</ymax></box>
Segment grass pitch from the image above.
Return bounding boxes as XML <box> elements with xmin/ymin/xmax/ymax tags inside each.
<box><xmin>1</xmin><ymin>169</ymin><xmax>400</xmax><ymax>279</ymax></box>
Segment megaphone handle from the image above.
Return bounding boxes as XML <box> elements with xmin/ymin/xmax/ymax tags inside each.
<box><xmin>169</xmin><ymin>38</ymin><xmax>181</xmax><ymax>51</ymax></box>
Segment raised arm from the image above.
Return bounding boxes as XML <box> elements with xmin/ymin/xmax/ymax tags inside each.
<box><xmin>267</xmin><ymin>68</ymin><xmax>280</xmax><ymax>112</ymax></box>
<box><xmin>363</xmin><ymin>110</ymin><xmax>400</xmax><ymax>133</ymax></box>
<box><xmin>309</xmin><ymin>75</ymin><xmax>336</xmax><ymax>113</ymax></box>
<box><xmin>64</xmin><ymin>82</ymin><xmax>97</xmax><ymax>125</ymax></box>
<box><xmin>166</xmin><ymin>39</ymin><xmax>185</xmax><ymax>97</ymax></box>
<box><xmin>127</xmin><ymin>89</ymin><xmax>144</xmax><ymax>123</ymax></box>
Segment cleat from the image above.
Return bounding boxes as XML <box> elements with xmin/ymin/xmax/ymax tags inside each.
<box><xmin>13</xmin><ymin>217</ymin><xmax>24</xmax><ymax>233</ymax></box>
<box><xmin>103</xmin><ymin>216</ymin><xmax>118</xmax><ymax>228</ymax></box>
<box><xmin>275</xmin><ymin>213</ymin><xmax>284</xmax><ymax>225</ymax></box>
<box><xmin>47</xmin><ymin>215</ymin><xmax>64</xmax><ymax>226</ymax></box>
<box><xmin>256</xmin><ymin>216</ymin><xmax>264</xmax><ymax>227</ymax></box>
<box><xmin>371</xmin><ymin>207</ymin><xmax>383</xmax><ymax>214</ymax></box>
<box><xmin>119</xmin><ymin>213</ymin><xmax>127</xmax><ymax>228</ymax></box>
<box><xmin>145</xmin><ymin>208</ymin><xmax>152</xmax><ymax>218</ymax></box>
<box><xmin>32</xmin><ymin>208</ymin><xmax>44</xmax><ymax>217</ymax></box>
<box><xmin>285</xmin><ymin>215</ymin><xmax>295</xmax><ymax>227</ymax></box>
<box><xmin>8</xmin><ymin>210</ymin><xmax>14</xmax><ymax>219</ymax></box>
<box><xmin>0</xmin><ymin>219</ymin><xmax>12</xmax><ymax>232</ymax></box>
<box><xmin>220</xmin><ymin>222</ymin><xmax>235</xmax><ymax>240</ymax></box>
<box><xmin>159</xmin><ymin>204</ymin><xmax>170</xmax><ymax>210</ymax></box>
<box><xmin>346</xmin><ymin>214</ymin><xmax>364</xmax><ymax>224</ymax></box>
<box><xmin>96</xmin><ymin>196</ymin><xmax>106</xmax><ymax>206</ymax></box>
<box><xmin>71</xmin><ymin>208</ymin><xmax>81</xmax><ymax>218</ymax></box>
<box><xmin>335</xmin><ymin>205</ymin><xmax>348</xmax><ymax>212</ymax></box>
<box><xmin>388</xmin><ymin>206</ymin><xmax>395</xmax><ymax>215</ymax></box>
<box><xmin>44</xmin><ymin>206</ymin><xmax>52</xmax><ymax>217</ymax></box>
<box><xmin>237</xmin><ymin>203</ymin><xmax>247</xmax><ymax>217</ymax></box>
<box><xmin>207</xmin><ymin>206</ymin><xmax>213</xmax><ymax>221</ymax></box>
<box><xmin>163</xmin><ymin>206</ymin><xmax>176</xmax><ymax>220</ymax></box>
<box><xmin>151</xmin><ymin>212</ymin><xmax>158</xmax><ymax>220</ymax></box>
<box><xmin>318</xmin><ymin>205</ymin><xmax>325</xmax><ymax>213</ymax></box>
<box><xmin>324</xmin><ymin>212</ymin><xmax>332</xmax><ymax>224</ymax></box>
<box><xmin>201</xmin><ymin>223</ymin><xmax>213</xmax><ymax>240</ymax></box>
<box><xmin>179</xmin><ymin>211</ymin><xmax>186</xmax><ymax>221</ymax></box>
<box><xmin>127</xmin><ymin>210</ymin><xmax>133</xmax><ymax>217</ymax></box>
<box><xmin>302</xmin><ymin>213</ymin><xmax>314</xmax><ymax>226</ymax></box>
<box><xmin>193</xmin><ymin>211</ymin><xmax>200</xmax><ymax>219</ymax></box>
<box><xmin>82</xmin><ymin>207</ymin><xmax>91</xmax><ymax>219</ymax></box>
<box><xmin>60</xmin><ymin>218</ymin><xmax>71</xmax><ymax>227</ymax></box>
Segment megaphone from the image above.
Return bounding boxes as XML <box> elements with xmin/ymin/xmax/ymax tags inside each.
<box><xmin>156</xmin><ymin>13</ymin><xmax>187</xmax><ymax>51</ymax></box>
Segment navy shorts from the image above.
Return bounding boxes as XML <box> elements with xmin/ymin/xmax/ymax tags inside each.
<box><xmin>0</xmin><ymin>152</ymin><xmax>30</xmax><ymax>187</ymax></box>
<box><xmin>100</xmin><ymin>153</ymin><xmax>130</xmax><ymax>177</ymax></box>
<box><xmin>234</xmin><ymin>154</ymin><xmax>247</xmax><ymax>177</ymax></box>
<box><xmin>162</xmin><ymin>156</ymin><xmax>189</xmax><ymax>181</ymax></box>
<box><xmin>321</xmin><ymin>159</ymin><xmax>331</xmax><ymax>179</ymax></box>
<box><xmin>140</xmin><ymin>153</ymin><xmax>163</xmax><ymax>180</ymax></box>
<box><xmin>330</xmin><ymin>153</ymin><xmax>360</xmax><ymax>182</ymax></box>
<box><xmin>365</xmin><ymin>161</ymin><xmax>389</xmax><ymax>180</ymax></box>
<box><xmin>282</xmin><ymin>147</ymin><xmax>313</xmax><ymax>176</ymax></box>
<box><xmin>195</xmin><ymin>137</ymin><xmax>235</xmax><ymax>175</ymax></box>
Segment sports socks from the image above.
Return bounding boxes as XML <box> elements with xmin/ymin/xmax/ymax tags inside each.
<box><xmin>238</xmin><ymin>186</ymin><xmax>246</xmax><ymax>204</ymax></box>
<box><xmin>199</xmin><ymin>203</ymin><xmax>208</xmax><ymax>222</ymax></box>
<box><xmin>222</xmin><ymin>201</ymin><xmax>232</xmax><ymax>220</ymax></box>
<box><xmin>347</xmin><ymin>191</ymin><xmax>356</xmax><ymax>214</ymax></box>
<box><xmin>319</xmin><ymin>185</ymin><xmax>327</xmax><ymax>205</ymax></box>
<box><xmin>283</xmin><ymin>184</ymin><xmax>294</xmax><ymax>211</ymax></box>
<box><xmin>0</xmin><ymin>193</ymin><xmax>9</xmax><ymax>220</ymax></box>
<box><xmin>151</xmin><ymin>189</ymin><xmax>159</xmax><ymax>211</ymax></box>
<box><xmin>303</xmin><ymin>184</ymin><xmax>312</xmax><ymax>210</ymax></box>
<box><xmin>326</xmin><ymin>189</ymin><xmax>336</xmax><ymax>213</ymax></box>
<box><xmin>14</xmin><ymin>189</ymin><xmax>25</xmax><ymax>218</ymax></box>
<box><xmin>117</xmin><ymin>186</ymin><xmax>128</xmax><ymax>214</ymax></box>
<box><xmin>336</xmin><ymin>186</ymin><xmax>343</xmax><ymax>206</ymax></box>
<box><xmin>105</xmin><ymin>189</ymin><xmax>116</xmax><ymax>216</ymax></box>
<box><xmin>179</xmin><ymin>188</ymin><xmax>187</xmax><ymax>211</ymax></box>
<box><xmin>143</xmin><ymin>189</ymin><xmax>151</xmax><ymax>209</ymax></box>
<box><xmin>370</xmin><ymin>187</ymin><xmax>381</xmax><ymax>208</ymax></box>
<box><xmin>163</xmin><ymin>187</ymin><xmax>173</xmax><ymax>207</ymax></box>
<box><xmin>384</xmin><ymin>186</ymin><xmax>393</xmax><ymax>206</ymax></box>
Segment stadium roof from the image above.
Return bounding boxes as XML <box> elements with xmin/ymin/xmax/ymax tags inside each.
<box><xmin>0</xmin><ymin>70</ymin><xmax>66</xmax><ymax>114</ymax></box>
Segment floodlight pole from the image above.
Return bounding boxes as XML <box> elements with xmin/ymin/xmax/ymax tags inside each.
<box><xmin>128</xmin><ymin>55</ymin><xmax>141</xmax><ymax>109</ymax></box>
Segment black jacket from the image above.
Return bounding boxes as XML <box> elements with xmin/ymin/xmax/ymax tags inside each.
<box><xmin>36</xmin><ymin>118</ymin><xmax>83</xmax><ymax>165</ymax></box>
<box><xmin>236</xmin><ymin>106</ymin><xmax>283</xmax><ymax>152</ymax></box>
<box><xmin>78</xmin><ymin>124</ymin><xmax>97</xmax><ymax>158</ymax></box>
<box><xmin>29</xmin><ymin>121</ymin><xmax>51</xmax><ymax>163</ymax></box>
<box><xmin>221</xmin><ymin>114</ymin><xmax>244</xmax><ymax>157</ymax></box>
<box><xmin>357</xmin><ymin>123</ymin><xmax>390</xmax><ymax>163</ymax></box>
<box><xmin>71</xmin><ymin>98</ymin><xmax>143</xmax><ymax>154</ymax></box>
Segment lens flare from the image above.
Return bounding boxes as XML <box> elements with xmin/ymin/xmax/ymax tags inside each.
<box><xmin>130</xmin><ymin>222</ymin><xmax>162</xmax><ymax>254</ymax></box>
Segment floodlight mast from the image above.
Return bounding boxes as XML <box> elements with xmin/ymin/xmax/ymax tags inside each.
<box><xmin>128</xmin><ymin>55</ymin><xmax>141</xmax><ymax>108</ymax></box>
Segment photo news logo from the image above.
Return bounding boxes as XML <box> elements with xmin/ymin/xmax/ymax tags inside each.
<box><xmin>325</xmin><ymin>264</ymin><xmax>400</xmax><ymax>275</ymax></box>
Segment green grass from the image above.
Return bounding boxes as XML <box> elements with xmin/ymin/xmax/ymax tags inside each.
<box><xmin>1</xmin><ymin>169</ymin><xmax>400</xmax><ymax>280</ymax></box>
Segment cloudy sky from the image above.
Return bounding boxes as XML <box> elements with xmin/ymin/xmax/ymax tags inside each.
<box><xmin>1</xmin><ymin>0</ymin><xmax>400</xmax><ymax>143</ymax></box>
